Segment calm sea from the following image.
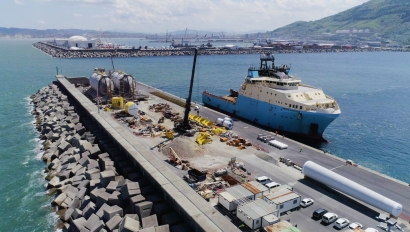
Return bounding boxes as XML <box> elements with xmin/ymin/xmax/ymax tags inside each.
<box><xmin>0</xmin><ymin>38</ymin><xmax>409</xmax><ymax>231</ymax></box>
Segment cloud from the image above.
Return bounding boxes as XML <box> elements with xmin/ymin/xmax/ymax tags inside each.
<box><xmin>38</xmin><ymin>0</ymin><xmax>369</xmax><ymax>32</ymax></box>
<box><xmin>39</xmin><ymin>20</ymin><xmax>46</xmax><ymax>24</ymax></box>
<box><xmin>73</xmin><ymin>13</ymin><xmax>81</xmax><ymax>17</ymax></box>
<box><xmin>14</xmin><ymin>0</ymin><xmax>24</xmax><ymax>5</ymax></box>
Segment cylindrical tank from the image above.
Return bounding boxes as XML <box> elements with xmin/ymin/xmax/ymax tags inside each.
<box><xmin>224</xmin><ymin>117</ymin><xmax>232</xmax><ymax>122</ymax></box>
<box><xmin>111</xmin><ymin>97</ymin><xmax>124</xmax><ymax>108</ymax></box>
<box><xmin>216</xmin><ymin>118</ymin><xmax>224</xmax><ymax>126</ymax></box>
<box><xmin>124</xmin><ymin>102</ymin><xmax>139</xmax><ymax>116</ymax></box>
<box><xmin>90</xmin><ymin>69</ymin><xmax>113</xmax><ymax>96</ymax></box>
<box><xmin>302</xmin><ymin>161</ymin><xmax>402</xmax><ymax>217</ymax></box>
<box><xmin>109</xmin><ymin>70</ymin><xmax>136</xmax><ymax>94</ymax></box>
<box><xmin>222</xmin><ymin>119</ymin><xmax>234</xmax><ymax>130</ymax></box>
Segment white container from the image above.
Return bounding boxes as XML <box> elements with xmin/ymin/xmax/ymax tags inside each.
<box><xmin>302</xmin><ymin>161</ymin><xmax>403</xmax><ymax>217</ymax></box>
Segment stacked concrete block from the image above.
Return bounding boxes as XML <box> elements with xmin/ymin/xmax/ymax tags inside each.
<box><xmin>100</xmin><ymin>170</ymin><xmax>116</xmax><ymax>187</ymax></box>
<box><xmin>31</xmin><ymin>84</ymin><xmax>185</xmax><ymax>232</ymax></box>
<box><xmin>106</xmin><ymin>215</ymin><xmax>122</xmax><ymax>231</ymax></box>
<box><xmin>118</xmin><ymin>216</ymin><xmax>140</xmax><ymax>232</ymax></box>
<box><xmin>155</xmin><ymin>225</ymin><xmax>170</xmax><ymax>232</ymax></box>
<box><xmin>134</xmin><ymin>201</ymin><xmax>153</xmax><ymax>219</ymax></box>
<box><xmin>142</xmin><ymin>214</ymin><xmax>158</xmax><ymax>228</ymax></box>
<box><xmin>121</xmin><ymin>182</ymin><xmax>140</xmax><ymax>201</ymax></box>
<box><xmin>103</xmin><ymin>205</ymin><xmax>123</xmax><ymax>222</ymax></box>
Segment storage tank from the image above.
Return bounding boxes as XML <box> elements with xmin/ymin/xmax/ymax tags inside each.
<box><xmin>90</xmin><ymin>68</ymin><xmax>114</xmax><ymax>96</ymax></box>
<box><xmin>222</xmin><ymin>120</ymin><xmax>234</xmax><ymax>130</ymax></box>
<box><xmin>216</xmin><ymin>118</ymin><xmax>224</xmax><ymax>126</ymax></box>
<box><xmin>109</xmin><ymin>70</ymin><xmax>136</xmax><ymax>94</ymax></box>
<box><xmin>302</xmin><ymin>161</ymin><xmax>402</xmax><ymax>217</ymax></box>
<box><xmin>124</xmin><ymin>102</ymin><xmax>139</xmax><ymax>116</ymax></box>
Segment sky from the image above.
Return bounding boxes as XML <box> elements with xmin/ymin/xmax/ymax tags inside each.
<box><xmin>2</xmin><ymin>0</ymin><xmax>369</xmax><ymax>34</ymax></box>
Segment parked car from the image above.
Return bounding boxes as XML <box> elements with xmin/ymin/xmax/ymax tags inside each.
<box><xmin>265</xmin><ymin>181</ymin><xmax>281</xmax><ymax>189</ymax></box>
<box><xmin>322</xmin><ymin>212</ymin><xmax>338</xmax><ymax>224</ymax></box>
<box><xmin>349</xmin><ymin>222</ymin><xmax>363</xmax><ymax>230</ymax></box>
<box><xmin>255</xmin><ymin>176</ymin><xmax>273</xmax><ymax>185</ymax></box>
<box><xmin>300</xmin><ymin>198</ymin><xmax>314</xmax><ymax>208</ymax></box>
<box><xmin>334</xmin><ymin>218</ymin><xmax>350</xmax><ymax>229</ymax></box>
<box><xmin>365</xmin><ymin>228</ymin><xmax>379</xmax><ymax>232</ymax></box>
<box><xmin>312</xmin><ymin>208</ymin><xmax>328</xmax><ymax>220</ymax></box>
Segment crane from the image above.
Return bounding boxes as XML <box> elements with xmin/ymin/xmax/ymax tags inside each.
<box><xmin>182</xmin><ymin>28</ymin><xmax>188</xmax><ymax>46</ymax></box>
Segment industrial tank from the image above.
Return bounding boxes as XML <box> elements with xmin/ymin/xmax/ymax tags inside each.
<box><xmin>109</xmin><ymin>70</ymin><xmax>136</xmax><ymax>94</ymax></box>
<box><xmin>90</xmin><ymin>68</ymin><xmax>114</xmax><ymax>96</ymax></box>
<box><xmin>302</xmin><ymin>161</ymin><xmax>402</xmax><ymax>217</ymax></box>
<box><xmin>124</xmin><ymin>102</ymin><xmax>139</xmax><ymax>116</ymax></box>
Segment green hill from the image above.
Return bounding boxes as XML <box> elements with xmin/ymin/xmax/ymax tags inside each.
<box><xmin>270</xmin><ymin>0</ymin><xmax>410</xmax><ymax>44</ymax></box>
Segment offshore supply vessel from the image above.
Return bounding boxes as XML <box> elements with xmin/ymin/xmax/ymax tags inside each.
<box><xmin>202</xmin><ymin>53</ymin><xmax>341</xmax><ymax>140</ymax></box>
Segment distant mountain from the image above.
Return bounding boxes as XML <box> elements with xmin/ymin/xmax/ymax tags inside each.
<box><xmin>270</xmin><ymin>0</ymin><xmax>410</xmax><ymax>44</ymax></box>
<box><xmin>0</xmin><ymin>27</ymin><xmax>145</xmax><ymax>38</ymax></box>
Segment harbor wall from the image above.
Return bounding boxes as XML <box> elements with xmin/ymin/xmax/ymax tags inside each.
<box><xmin>53</xmin><ymin>76</ymin><xmax>239</xmax><ymax>231</ymax></box>
<box><xmin>33</xmin><ymin>42</ymin><xmax>398</xmax><ymax>59</ymax></box>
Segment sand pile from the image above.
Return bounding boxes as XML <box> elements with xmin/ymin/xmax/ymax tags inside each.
<box><xmin>162</xmin><ymin>136</ymin><xmax>208</xmax><ymax>159</ymax></box>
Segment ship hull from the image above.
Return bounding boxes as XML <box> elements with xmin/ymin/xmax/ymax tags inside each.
<box><xmin>202</xmin><ymin>93</ymin><xmax>340</xmax><ymax>140</ymax></box>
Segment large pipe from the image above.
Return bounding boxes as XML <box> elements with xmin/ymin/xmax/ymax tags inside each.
<box><xmin>302</xmin><ymin>161</ymin><xmax>402</xmax><ymax>217</ymax></box>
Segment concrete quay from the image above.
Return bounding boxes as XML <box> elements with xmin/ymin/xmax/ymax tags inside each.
<box><xmin>133</xmin><ymin>82</ymin><xmax>410</xmax><ymax>231</ymax></box>
<box><xmin>31</xmin><ymin>80</ymin><xmax>239</xmax><ymax>231</ymax></box>
<box><xmin>32</xmin><ymin>42</ymin><xmax>389</xmax><ymax>59</ymax></box>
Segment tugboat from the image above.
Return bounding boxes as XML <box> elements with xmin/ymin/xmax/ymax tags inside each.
<box><xmin>202</xmin><ymin>53</ymin><xmax>341</xmax><ymax>140</ymax></box>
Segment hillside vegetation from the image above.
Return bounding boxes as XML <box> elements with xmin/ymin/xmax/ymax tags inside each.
<box><xmin>270</xmin><ymin>0</ymin><xmax>410</xmax><ymax>44</ymax></box>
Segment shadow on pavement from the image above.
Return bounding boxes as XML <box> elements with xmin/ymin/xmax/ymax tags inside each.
<box><xmin>298</xmin><ymin>177</ymin><xmax>380</xmax><ymax>219</ymax></box>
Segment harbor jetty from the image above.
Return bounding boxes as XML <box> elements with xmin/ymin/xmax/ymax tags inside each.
<box><xmin>30</xmin><ymin>74</ymin><xmax>410</xmax><ymax>231</ymax></box>
<box><xmin>31</xmin><ymin>80</ymin><xmax>239</xmax><ymax>231</ymax></box>
<box><xmin>32</xmin><ymin>42</ymin><xmax>395</xmax><ymax>59</ymax></box>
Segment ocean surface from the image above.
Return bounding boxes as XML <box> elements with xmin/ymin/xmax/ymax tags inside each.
<box><xmin>0</xmin><ymin>38</ymin><xmax>409</xmax><ymax>231</ymax></box>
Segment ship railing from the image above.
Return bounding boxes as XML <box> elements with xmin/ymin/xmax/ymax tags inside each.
<box><xmin>202</xmin><ymin>91</ymin><xmax>236</xmax><ymax>104</ymax></box>
<box><xmin>299</xmin><ymin>83</ymin><xmax>322</xmax><ymax>90</ymax></box>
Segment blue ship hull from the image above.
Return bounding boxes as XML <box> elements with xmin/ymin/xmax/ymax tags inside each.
<box><xmin>202</xmin><ymin>93</ymin><xmax>339</xmax><ymax>140</ymax></box>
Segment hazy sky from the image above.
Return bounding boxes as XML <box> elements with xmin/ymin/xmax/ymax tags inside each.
<box><xmin>3</xmin><ymin>0</ymin><xmax>369</xmax><ymax>33</ymax></box>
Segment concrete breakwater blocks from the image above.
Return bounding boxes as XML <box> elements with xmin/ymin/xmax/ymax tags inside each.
<box><xmin>30</xmin><ymin>84</ymin><xmax>177</xmax><ymax>231</ymax></box>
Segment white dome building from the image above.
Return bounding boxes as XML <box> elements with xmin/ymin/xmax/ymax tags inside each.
<box><xmin>67</xmin><ymin>35</ymin><xmax>97</xmax><ymax>49</ymax></box>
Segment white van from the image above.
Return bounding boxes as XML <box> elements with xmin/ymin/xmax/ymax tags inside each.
<box><xmin>265</xmin><ymin>182</ymin><xmax>281</xmax><ymax>189</ymax></box>
<box><xmin>255</xmin><ymin>176</ymin><xmax>273</xmax><ymax>185</ymax></box>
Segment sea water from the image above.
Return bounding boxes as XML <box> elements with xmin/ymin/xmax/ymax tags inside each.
<box><xmin>0</xmin><ymin>39</ymin><xmax>409</xmax><ymax>231</ymax></box>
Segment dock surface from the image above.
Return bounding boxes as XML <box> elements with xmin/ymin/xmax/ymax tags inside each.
<box><xmin>55</xmin><ymin>76</ymin><xmax>409</xmax><ymax>231</ymax></box>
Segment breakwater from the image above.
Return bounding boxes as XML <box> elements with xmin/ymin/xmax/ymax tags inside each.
<box><xmin>31</xmin><ymin>78</ymin><xmax>238</xmax><ymax>231</ymax></box>
<box><xmin>32</xmin><ymin>42</ymin><xmax>395</xmax><ymax>59</ymax></box>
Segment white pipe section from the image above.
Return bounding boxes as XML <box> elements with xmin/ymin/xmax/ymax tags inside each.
<box><xmin>302</xmin><ymin>161</ymin><xmax>402</xmax><ymax>217</ymax></box>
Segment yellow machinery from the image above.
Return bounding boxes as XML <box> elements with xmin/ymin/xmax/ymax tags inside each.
<box><xmin>189</xmin><ymin>114</ymin><xmax>215</xmax><ymax>127</ymax></box>
<box><xmin>164</xmin><ymin>130</ymin><xmax>175</xmax><ymax>139</ymax></box>
<box><xmin>196</xmin><ymin>132</ymin><xmax>212</xmax><ymax>145</ymax></box>
<box><xmin>111</xmin><ymin>97</ymin><xmax>124</xmax><ymax>109</ymax></box>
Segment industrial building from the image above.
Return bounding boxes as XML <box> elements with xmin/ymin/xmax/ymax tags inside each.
<box><xmin>242</xmin><ymin>180</ymin><xmax>269</xmax><ymax>200</ymax></box>
<box><xmin>262</xmin><ymin>188</ymin><xmax>301</xmax><ymax>215</ymax></box>
<box><xmin>218</xmin><ymin>185</ymin><xmax>253</xmax><ymax>211</ymax></box>
<box><xmin>236</xmin><ymin>199</ymin><xmax>278</xmax><ymax>229</ymax></box>
<box><xmin>54</xmin><ymin>35</ymin><xmax>98</xmax><ymax>49</ymax></box>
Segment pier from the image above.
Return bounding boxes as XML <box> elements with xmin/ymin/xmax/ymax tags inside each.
<box><xmin>32</xmin><ymin>75</ymin><xmax>410</xmax><ymax>231</ymax></box>
<box><xmin>32</xmin><ymin>42</ymin><xmax>402</xmax><ymax>59</ymax></box>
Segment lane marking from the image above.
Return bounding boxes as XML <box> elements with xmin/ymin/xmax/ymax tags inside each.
<box><xmin>330</xmin><ymin>165</ymin><xmax>344</xmax><ymax>170</ymax></box>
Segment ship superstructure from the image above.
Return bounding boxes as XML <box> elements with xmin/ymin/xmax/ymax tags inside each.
<box><xmin>202</xmin><ymin>53</ymin><xmax>341</xmax><ymax>139</ymax></box>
